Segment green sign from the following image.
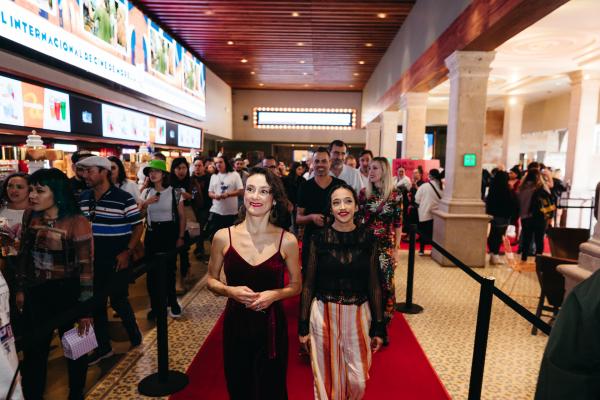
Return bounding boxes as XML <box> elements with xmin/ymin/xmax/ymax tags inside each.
<box><xmin>463</xmin><ymin>153</ymin><xmax>477</xmax><ymax>167</ymax></box>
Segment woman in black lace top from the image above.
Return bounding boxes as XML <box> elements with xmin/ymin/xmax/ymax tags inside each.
<box><xmin>298</xmin><ymin>183</ymin><xmax>385</xmax><ymax>400</ymax></box>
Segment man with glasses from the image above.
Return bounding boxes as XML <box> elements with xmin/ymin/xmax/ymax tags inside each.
<box><xmin>69</xmin><ymin>150</ymin><xmax>92</xmax><ymax>201</ymax></box>
<box><xmin>77</xmin><ymin>156</ymin><xmax>143</xmax><ymax>366</ymax></box>
<box><xmin>262</xmin><ymin>156</ymin><xmax>281</xmax><ymax>177</ymax></box>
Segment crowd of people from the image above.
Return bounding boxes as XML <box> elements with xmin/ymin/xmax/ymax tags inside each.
<box><xmin>0</xmin><ymin>139</ymin><xmax>568</xmax><ymax>399</ymax></box>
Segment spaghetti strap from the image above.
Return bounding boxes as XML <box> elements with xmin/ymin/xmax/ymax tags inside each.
<box><xmin>278</xmin><ymin>229</ymin><xmax>285</xmax><ymax>251</ymax></box>
<box><xmin>227</xmin><ymin>227</ymin><xmax>232</xmax><ymax>246</ymax></box>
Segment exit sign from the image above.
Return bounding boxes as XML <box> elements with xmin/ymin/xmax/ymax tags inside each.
<box><xmin>463</xmin><ymin>153</ymin><xmax>477</xmax><ymax>167</ymax></box>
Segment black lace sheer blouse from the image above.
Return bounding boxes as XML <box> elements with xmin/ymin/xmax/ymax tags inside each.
<box><xmin>298</xmin><ymin>226</ymin><xmax>386</xmax><ymax>338</ymax></box>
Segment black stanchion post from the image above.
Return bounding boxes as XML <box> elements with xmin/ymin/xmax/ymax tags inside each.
<box><xmin>468</xmin><ymin>276</ymin><xmax>495</xmax><ymax>400</ymax></box>
<box><xmin>138</xmin><ymin>253</ymin><xmax>188</xmax><ymax>397</ymax></box>
<box><xmin>395</xmin><ymin>224</ymin><xmax>424</xmax><ymax>314</ymax></box>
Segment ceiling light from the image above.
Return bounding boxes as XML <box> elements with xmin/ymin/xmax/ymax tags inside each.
<box><xmin>204</xmin><ymin>10</ymin><xmax>214</xmax><ymax>16</ymax></box>
<box><xmin>365</xmin><ymin>43</ymin><xmax>373</xmax><ymax>47</ymax></box>
<box><xmin>299</xmin><ymin>60</ymin><xmax>305</xmax><ymax>64</ymax></box>
<box><xmin>304</xmin><ymin>84</ymin><xmax>309</xmax><ymax>87</ymax></box>
<box><xmin>241</xmin><ymin>58</ymin><xmax>248</xmax><ymax>63</ymax></box>
<box><xmin>353</xmin><ymin>72</ymin><xmax>359</xmax><ymax>76</ymax></box>
<box><xmin>358</xmin><ymin>60</ymin><xmax>365</xmax><ymax>65</ymax></box>
<box><xmin>349</xmin><ymin>84</ymin><xmax>355</xmax><ymax>88</ymax></box>
<box><xmin>303</xmin><ymin>72</ymin><xmax>307</xmax><ymax>76</ymax></box>
<box><xmin>377</xmin><ymin>13</ymin><xmax>387</xmax><ymax>18</ymax></box>
<box><xmin>259</xmin><ymin>83</ymin><xmax>264</xmax><ymax>87</ymax></box>
<box><xmin>291</xmin><ymin>12</ymin><xmax>300</xmax><ymax>17</ymax></box>
<box><xmin>251</xmin><ymin>71</ymin><xmax>255</xmax><ymax>75</ymax></box>
<box><xmin>297</xmin><ymin>42</ymin><xmax>304</xmax><ymax>46</ymax></box>
<box><xmin>227</xmin><ymin>41</ymin><xmax>234</xmax><ymax>45</ymax></box>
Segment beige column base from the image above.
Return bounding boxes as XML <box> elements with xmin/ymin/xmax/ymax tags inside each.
<box><xmin>431</xmin><ymin>210</ymin><xmax>490</xmax><ymax>268</ymax></box>
<box><xmin>579</xmin><ymin>237</ymin><xmax>600</xmax><ymax>274</ymax></box>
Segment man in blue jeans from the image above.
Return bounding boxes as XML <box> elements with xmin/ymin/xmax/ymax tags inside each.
<box><xmin>78</xmin><ymin>156</ymin><xmax>144</xmax><ymax>365</ymax></box>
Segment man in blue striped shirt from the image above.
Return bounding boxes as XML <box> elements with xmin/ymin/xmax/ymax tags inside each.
<box><xmin>78</xmin><ymin>156</ymin><xmax>144</xmax><ymax>366</ymax></box>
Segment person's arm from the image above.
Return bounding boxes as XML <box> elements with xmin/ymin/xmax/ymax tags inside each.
<box><xmin>116</xmin><ymin>195</ymin><xmax>144</xmax><ymax>270</ymax></box>
<box><xmin>206</xmin><ymin>229</ymin><xmax>259</xmax><ymax>304</ymax></box>
<box><xmin>296</xmin><ymin>207</ymin><xmax>324</xmax><ymax>227</ymax></box>
<box><xmin>176</xmin><ymin>199</ymin><xmax>186</xmax><ymax>248</ymax></box>
<box><xmin>298</xmin><ymin>233</ymin><xmax>318</xmax><ymax>347</ymax></box>
<box><xmin>367</xmin><ymin>241</ymin><xmax>385</xmax><ymax>351</ymax></box>
<box><xmin>248</xmin><ymin>232</ymin><xmax>301</xmax><ymax>310</ymax></box>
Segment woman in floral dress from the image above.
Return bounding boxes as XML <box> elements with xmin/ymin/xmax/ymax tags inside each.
<box><xmin>359</xmin><ymin>157</ymin><xmax>402</xmax><ymax>338</ymax></box>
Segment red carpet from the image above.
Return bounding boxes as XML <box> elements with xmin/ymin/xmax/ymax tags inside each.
<box><xmin>171</xmin><ymin>296</ymin><xmax>450</xmax><ymax>399</ymax></box>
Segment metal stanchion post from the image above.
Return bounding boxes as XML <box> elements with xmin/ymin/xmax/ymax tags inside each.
<box><xmin>395</xmin><ymin>224</ymin><xmax>424</xmax><ymax>314</ymax></box>
<box><xmin>138</xmin><ymin>253</ymin><xmax>188</xmax><ymax>397</ymax></box>
<box><xmin>468</xmin><ymin>277</ymin><xmax>495</xmax><ymax>400</ymax></box>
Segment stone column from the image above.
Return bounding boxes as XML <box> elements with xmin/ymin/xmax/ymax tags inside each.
<box><xmin>502</xmin><ymin>97</ymin><xmax>524</xmax><ymax>169</ymax></box>
<box><xmin>400</xmin><ymin>92</ymin><xmax>428</xmax><ymax>159</ymax></box>
<box><xmin>381</xmin><ymin>111</ymin><xmax>401</xmax><ymax>161</ymax></box>
<box><xmin>432</xmin><ymin>51</ymin><xmax>495</xmax><ymax>267</ymax></box>
<box><xmin>365</xmin><ymin>121</ymin><xmax>381</xmax><ymax>156</ymax></box>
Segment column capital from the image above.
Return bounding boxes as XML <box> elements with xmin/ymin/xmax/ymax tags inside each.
<box><xmin>445</xmin><ymin>51</ymin><xmax>495</xmax><ymax>79</ymax></box>
<box><xmin>400</xmin><ymin>92</ymin><xmax>428</xmax><ymax>109</ymax></box>
<box><xmin>568</xmin><ymin>70</ymin><xmax>600</xmax><ymax>86</ymax></box>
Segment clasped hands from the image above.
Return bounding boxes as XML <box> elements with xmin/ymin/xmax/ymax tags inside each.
<box><xmin>229</xmin><ymin>286</ymin><xmax>275</xmax><ymax>312</ymax></box>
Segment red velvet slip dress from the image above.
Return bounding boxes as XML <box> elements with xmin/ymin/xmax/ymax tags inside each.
<box><xmin>222</xmin><ymin>227</ymin><xmax>288</xmax><ymax>400</ymax></box>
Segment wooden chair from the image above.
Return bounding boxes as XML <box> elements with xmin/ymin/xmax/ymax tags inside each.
<box><xmin>531</xmin><ymin>255</ymin><xmax>577</xmax><ymax>335</ymax></box>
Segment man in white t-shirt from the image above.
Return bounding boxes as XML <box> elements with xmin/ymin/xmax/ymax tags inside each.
<box><xmin>328</xmin><ymin>140</ymin><xmax>365</xmax><ymax>193</ymax></box>
<box><xmin>207</xmin><ymin>155</ymin><xmax>244</xmax><ymax>240</ymax></box>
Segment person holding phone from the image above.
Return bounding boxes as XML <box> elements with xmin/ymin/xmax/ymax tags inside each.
<box><xmin>299</xmin><ymin>183</ymin><xmax>385</xmax><ymax>399</ymax></box>
<box><xmin>296</xmin><ymin>147</ymin><xmax>343</xmax><ymax>267</ymax></box>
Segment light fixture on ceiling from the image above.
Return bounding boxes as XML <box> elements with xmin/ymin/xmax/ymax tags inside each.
<box><xmin>204</xmin><ymin>10</ymin><xmax>214</xmax><ymax>16</ymax></box>
<box><xmin>291</xmin><ymin>12</ymin><xmax>300</xmax><ymax>17</ymax></box>
<box><xmin>241</xmin><ymin>58</ymin><xmax>248</xmax><ymax>63</ymax></box>
<box><xmin>365</xmin><ymin>43</ymin><xmax>373</xmax><ymax>47</ymax></box>
<box><xmin>259</xmin><ymin>83</ymin><xmax>264</xmax><ymax>87</ymax></box>
<box><xmin>349</xmin><ymin>84</ymin><xmax>355</xmax><ymax>88</ymax></box>
<box><xmin>297</xmin><ymin>42</ymin><xmax>304</xmax><ymax>46</ymax></box>
<box><xmin>353</xmin><ymin>72</ymin><xmax>359</xmax><ymax>76</ymax></box>
<box><xmin>304</xmin><ymin>84</ymin><xmax>309</xmax><ymax>87</ymax></box>
<box><xmin>251</xmin><ymin>71</ymin><xmax>255</xmax><ymax>75</ymax></box>
<box><xmin>299</xmin><ymin>60</ymin><xmax>305</xmax><ymax>64</ymax></box>
<box><xmin>377</xmin><ymin>13</ymin><xmax>387</xmax><ymax>18</ymax></box>
<box><xmin>303</xmin><ymin>72</ymin><xmax>308</xmax><ymax>76</ymax></box>
<box><xmin>227</xmin><ymin>41</ymin><xmax>234</xmax><ymax>45</ymax></box>
<box><xmin>358</xmin><ymin>60</ymin><xmax>365</xmax><ymax>65</ymax></box>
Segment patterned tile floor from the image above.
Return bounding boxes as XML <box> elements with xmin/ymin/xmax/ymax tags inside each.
<box><xmin>82</xmin><ymin>250</ymin><xmax>549</xmax><ymax>399</ymax></box>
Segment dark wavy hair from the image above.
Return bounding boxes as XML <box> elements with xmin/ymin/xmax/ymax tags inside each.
<box><xmin>29</xmin><ymin>168</ymin><xmax>81</xmax><ymax>219</ymax></box>
<box><xmin>107</xmin><ymin>156</ymin><xmax>126</xmax><ymax>185</ymax></box>
<box><xmin>169</xmin><ymin>157</ymin><xmax>191</xmax><ymax>190</ymax></box>
<box><xmin>325</xmin><ymin>183</ymin><xmax>360</xmax><ymax>226</ymax></box>
<box><xmin>236</xmin><ymin>167</ymin><xmax>290</xmax><ymax>228</ymax></box>
<box><xmin>1</xmin><ymin>172</ymin><xmax>29</xmax><ymax>206</ymax></box>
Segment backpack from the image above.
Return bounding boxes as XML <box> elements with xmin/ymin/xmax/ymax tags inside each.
<box><xmin>531</xmin><ymin>188</ymin><xmax>556</xmax><ymax>220</ymax></box>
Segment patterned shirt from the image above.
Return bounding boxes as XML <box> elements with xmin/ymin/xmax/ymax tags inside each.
<box><xmin>359</xmin><ymin>187</ymin><xmax>403</xmax><ymax>248</ymax></box>
<box><xmin>79</xmin><ymin>187</ymin><xmax>142</xmax><ymax>262</ymax></box>
<box><xmin>17</xmin><ymin>215</ymin><xmax>94</xmax><ymax>302</ymax></box>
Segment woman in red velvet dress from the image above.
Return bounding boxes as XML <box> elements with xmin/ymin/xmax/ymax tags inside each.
<box><xmin>207</xmin><ymin>167</ymin><xmax>302</xmax><ymax>400</ymax></box>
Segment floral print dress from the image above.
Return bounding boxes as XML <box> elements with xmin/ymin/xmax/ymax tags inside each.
<box><xmin>359</xmin><ymin>187</ymin><xmax>403</xmax><ymax>323</ymax></box>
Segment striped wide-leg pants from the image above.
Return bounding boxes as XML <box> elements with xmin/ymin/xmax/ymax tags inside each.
<box><xmin>309</xmin><ymin>299</ymin><xmax>372</xmax><ymax>400</ymax></box>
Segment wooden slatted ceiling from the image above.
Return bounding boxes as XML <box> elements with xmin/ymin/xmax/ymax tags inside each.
<box><xmin>134</xmin><ymin>0</ymin><xmax>416</xmax><ymax>90</ymax></box>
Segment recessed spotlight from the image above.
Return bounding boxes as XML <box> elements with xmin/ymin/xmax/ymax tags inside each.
<box><xmin>353</xmin><ymin>72</ymin><xmax>359</xmax><ymax>76</ymax></box>
<box><xmin>250</xmin><ymin>71</ymin><xmax>255</xmax><ymax>75</ymax></box>
<box><xmin>291</xmin><ymin>12</ymin><xmax>300</xmax><ymax>17</ymax></box>
<box><xmin>204</xmin><ymin>10</ymin><xmax>214</xmax><ymax>16</ymax></box>
<box><xmin>303</xmin><ymin>72</ymin><xmax>307</xmax><ymax>76</ymax></box>
<box><xmin>358</xmin><ymin>60</ymin><xmax>365</xmax><ymax>65</ymax></box>
<box><xmin>259</xmin><ymin>83</ymin><xmax>264</xmax><ymax>87</ymax></box>
<box><xmin>304</xmin><ymin>84</ymin><xmax>309</xmax><ymax>87</ymax></box>
<box><xmin>365</xmin><ymin>43</ymin><xmax>373</xmax><ymax>47</ymax></box>
<box><xmin>299</xmin><ymin>60</ymin><xmax>305</xmax><ymax>64</ymax></box>
<box><xmin>377</xmin><ymin>12</ymin><xmax>387</xmax><ymax>18</ymax></box>
<box><xmin>349</xmin><ymin>84</ymin><xmax>355</xmax><ymax>88</ymax></box>
<box><xmin>227</xmin><ymin>41</ymin><xmax>234</xmax><ymax>45</ymax></box>
<box><xmin>241</xmin><ymin>58</ymin><xmax>248</xmax><ymax>63</ymax></box>
<box><xmin>297</xmin><ymin>42</ymin><xmax>304</xmax><ymax>46</ymax></box>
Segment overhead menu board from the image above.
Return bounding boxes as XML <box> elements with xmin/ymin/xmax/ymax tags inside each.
<box><xmin>0</xmin><ymin>0</ymin><xmax>207</xmax><ymax>120</ymax></box>
<box><xmin>101</xmin><ymin>104</ymin><xmax>150</xmax><ymax>142</ymax></box>
<box><xmin>0</xmin><ymin>75</ymin><xmax>71</xmax><ymax>132</ymax></box>
<box><xmin>178</xmin><ymin>124</ymin><xmax>201</xmax><ymax>149</ymax></box>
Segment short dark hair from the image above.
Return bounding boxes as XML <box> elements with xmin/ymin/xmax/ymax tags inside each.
<box><xmin>153</xmin><ymin>152</ymin><xmax>167</xmax><ymax>161</ymax></box>
<box><xmin>29</xmin><ymin>168</ymin><xmax>81</xmax><ymax>219</ymax></box>
<box><xmin>328</xmin><ymin>140</ymin><xmax>347</xmax><ymax>152</ymax></box>
<box><xmin>264</xmin><ymin>155</ymin><xmax>277</xmax><ymax>162</ymax></box>
<box><xmin>193</xmin><ymin>156</ymin><xmax>206</xmax><ymax>164</ymax></box>
<box><xmin>108</xmin><ymin>156</ymin><xmax>126</xmax><ymax>185</ymax></box>
<box><xmin>71</xmin><ymin>150</ymin><xmax>92</xmax><ymax>164</ymax></box>
<box><xmin>313</xmin><ymin>147</ymin><xmax>330</xmax><ymax>157</ymax></box>
<box><xmin>359</xmin><ymin>150</ymin><xmax>373</xmax><ymax>158</ymax></box>
<box><xmin>1</xmin><ymin>172</ymin><xmax>29</xmax><ymax>205</ymax></box>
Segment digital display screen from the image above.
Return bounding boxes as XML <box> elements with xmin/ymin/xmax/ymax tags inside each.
<box><xmin>178</xmin><ymin>124</ymin><xmax>201</xmax><ymax>148</ymax></box>
<box><xmin>101</xmin><ymin>103</ymin><xmax>150</xmax><ymax>142</ymax></box>
<box><xmin>1</xmin><ymin>0</ymin><xmax>206</xmax><ymax>120</ymax></box>
<box><xmin>166</xmin><ymin>121</ymin><xmax>178</xmax><ymax>146</ymax></box>
<box><xmin>70</xmin><ymin>95</ymin><xmax>102</xmax><ymax>136</ymax></box>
